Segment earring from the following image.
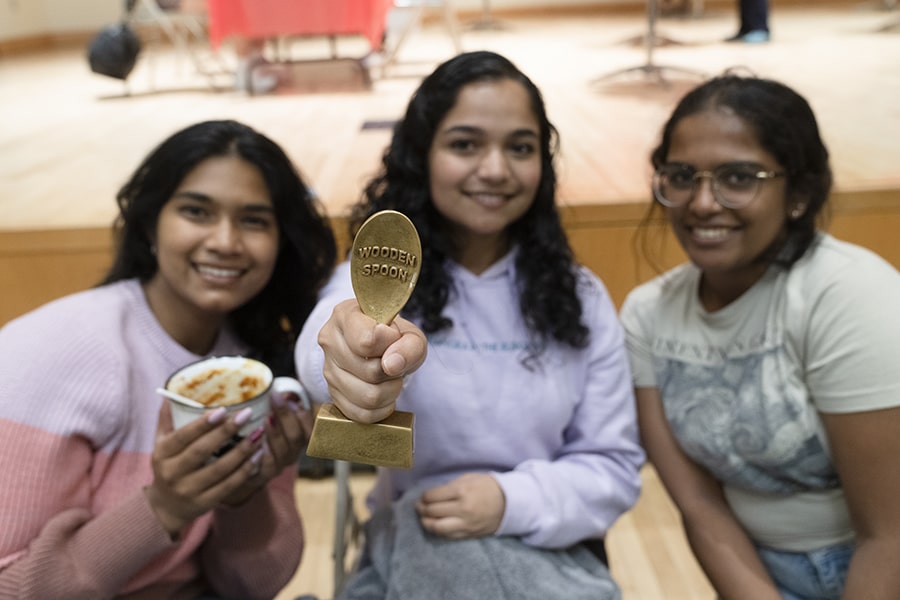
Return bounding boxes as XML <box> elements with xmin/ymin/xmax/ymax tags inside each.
<box><xmin>790</xmin><ymin>205</ymin><xmax>806</xmax><ymax>219</ymax></box>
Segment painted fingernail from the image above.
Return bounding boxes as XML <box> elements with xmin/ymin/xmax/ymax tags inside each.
<box><xmin>250</xmin><ymin>447</ymin><xmax>265</xmax><ymax>465</ymax></box>
<box><xmin>234</xmin><ymin>407</ymin><xmax>253</xmax><ymax>426</ymax></box>
<box><xmin>248</xmin><ymin>425</ymin><xmax>265</xmax><ymax>444</ymax></box>
<box><xmin>206</xmin><ymin>407</ymin><xmax>227</xmax><ymax>424</ymax></box>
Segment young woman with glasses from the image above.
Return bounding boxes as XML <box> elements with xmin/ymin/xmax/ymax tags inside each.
<box><xmin>620</xmin><ymin>75</ymin><xmax>900</xmax><ymax>599</ymax></box>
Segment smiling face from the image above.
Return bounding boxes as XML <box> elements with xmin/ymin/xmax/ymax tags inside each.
<box><xmin>143</xmin><ymin>154</ymin><xmax>279</xmax><ymax>349</ymax></box>
<box><xmin>663</xmin><ymin>107</ymin><xmax>800</xmax><ymax>305</ymax></box>
<box><xmin>428</xmin><ymin>78</ymin><xmax>542</xmax><ymax>271</ymax></box>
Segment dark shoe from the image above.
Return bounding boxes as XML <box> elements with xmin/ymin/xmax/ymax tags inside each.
<box><xmin>725</xmin><ymin>30</ymin><xmax>770</xmax><ymax>43</ymax></box>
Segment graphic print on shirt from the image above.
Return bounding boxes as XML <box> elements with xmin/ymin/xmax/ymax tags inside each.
<box><xmin>655</xmin><ymin>345</ymin><xmax>839</xmax><ymax>495</ymax></box>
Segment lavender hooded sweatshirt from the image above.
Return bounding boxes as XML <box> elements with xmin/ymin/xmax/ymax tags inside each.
<box><xmin>295</xmin><ymin>249</ymin><xmax>644</xmax><ymax>548</ymax></box>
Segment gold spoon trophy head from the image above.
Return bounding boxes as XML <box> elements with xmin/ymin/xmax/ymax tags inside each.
<box><xmin>305</xmin><ymin>210</ymin><xmax>422</xmax><ymax>469</ymax></box>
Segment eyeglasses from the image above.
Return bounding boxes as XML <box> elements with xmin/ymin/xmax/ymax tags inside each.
<box><xmin>653</xmin><ymin>163</ymin><xmax>786</xmax><ymax>210</ymax></box>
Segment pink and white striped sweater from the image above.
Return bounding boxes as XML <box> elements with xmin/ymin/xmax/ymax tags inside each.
<box><xmin>0</xmin><ymin>280</ymin><xmax>304</xmax><ymax>599</ymax></box>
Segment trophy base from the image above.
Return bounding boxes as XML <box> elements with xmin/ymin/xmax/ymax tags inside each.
<box><xmin>305</xmin><ymin>403</ymin><xmax>414</xmax><ymax>469</ymax></box>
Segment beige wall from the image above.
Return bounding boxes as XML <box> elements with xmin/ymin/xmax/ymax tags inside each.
<box><xmin>0</xmin><ymin>0</ymin><xmax>121</xmax><ymax>40</ymax></box>
<box><xmin>42</xmin><ymin>0</ymin><xmax>123</xmax><ymax>33</ymax></box>
<box><xmin>0</xmin><ymin>0</ymin><xmax>46</xmax><ymax>40</ymax></box>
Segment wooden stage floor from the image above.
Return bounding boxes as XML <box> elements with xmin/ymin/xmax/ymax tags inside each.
<box><xmin>2</xmin><ymin>3</ymin><xmax>899</xmax><ymax>228</ymax></box>
<box><xmin>1</xmin><ymin>2</ymin><xmax>898</xmax><ymax>323</ymax></box>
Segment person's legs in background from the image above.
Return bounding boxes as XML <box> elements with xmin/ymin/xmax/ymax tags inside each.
<box><xmin>726</xmin><ymin>0</ymin><xmax>770</xmax><ymax>43</ymax></box>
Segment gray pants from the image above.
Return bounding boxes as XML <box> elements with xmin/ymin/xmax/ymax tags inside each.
<box><xmin>337</xmin><ymin>488</ymin><xmax>620</xmax><ymax>600</ymax></box>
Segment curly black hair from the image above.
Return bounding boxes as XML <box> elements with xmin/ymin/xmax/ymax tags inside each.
<box><xmin>103</xmin><ymin>120</ymin><xmax>336</xmax><ymax>375</ymax></box>
<box><xmin>351</xmin><ymin>51</ymin><xmax>588</xmax><ymax>359</ymax></box>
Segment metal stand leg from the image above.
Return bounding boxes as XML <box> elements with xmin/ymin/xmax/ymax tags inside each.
<box><xmin>442</xmin><ymin>1</ymin><xmax>463</xmax><ymax>53</ymax></box>
<box><xmin>856</xmin><ymin>0</ymin><xmax>897</xmax><ymax>11</ymax></box>
<box><xmin>593</xmin><ymin>0</ymin><xmax>706</xmax><ymax>86</ymax></box>
<box><xmin>127</xmin><ymin>0</ymin><xmax>229</xmax><ymax>91</ymax></box>
<box><xmin>380</xmin><ymin>1</ymin><xmax>462</xmax><ymax>76</ymax></box>
<box><xmin>332</xmin><ymin>460</ymin><xmax>362</xmax><ymax>597</ymax></box>
<box><xmin>658</xmin><ymin>0</ymin><xmax>704</xmax><ymax>18</ymax></box>
<box><xmin>615</xmin><ymin>0</ymin><xmax>689</xmax><ymax>48</ymax></box>
<box><xmin>691</xmin><ymin>0</ymin><xmax>705</xmax><ymax>17</ymax></box>
<box><xmin>869</xmin><ymin>0</ymin><xmax>899</xmax><ymax>30</ymax></box>
<box><xmin>877</xmin><ymin>15</ymin><xmax>900</xmax><ymax>31</ymax></box>
<box><xmin>466</xmin><ymin>0</ymin><xmax>508</xmax><ymax>31</ymax></box>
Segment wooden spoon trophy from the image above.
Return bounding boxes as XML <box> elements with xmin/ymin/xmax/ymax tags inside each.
<box><xmin>305</xmin><ymin>210</ymin><xmax>421</xmax><ymax>469</ymax></box>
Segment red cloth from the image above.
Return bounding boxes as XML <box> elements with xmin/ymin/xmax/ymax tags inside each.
<box><xmin>206</xmin><ymin>0</ymin><xmax>393</xmax><ymax>50</ymax></box>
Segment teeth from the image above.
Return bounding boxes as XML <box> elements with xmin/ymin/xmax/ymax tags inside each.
<box><xmin>469</xmin><ymin>193</ymin><xmax>507</xmax><ymax>207</ymax></box>
<box><xmin>693</xmin><ymin>227</ymin><xmax>730</xmax><ymax>241</ymax></box>
<box><xmin>197</xmin><ymin>265</ymin><xmax>242</xmax><ymax>278</ymax></box>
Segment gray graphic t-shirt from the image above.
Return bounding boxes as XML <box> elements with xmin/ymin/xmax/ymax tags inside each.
<box><xmin>621</xmin><ymin>234</ymin><xmax>900</xmax><ymax>551</ymax></box>
<box><xmin>657</xmin><ymin>348</ymin><xmax>836</xmax><ymax>496</ymax></box>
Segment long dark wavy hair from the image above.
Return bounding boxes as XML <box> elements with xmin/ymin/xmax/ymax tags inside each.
<box><xmin>103</xmin><ymin>120</ymin><xmax>336</xmax><ymax>375</ymax></box>
<box><xmin>351</xmin><ymin>51</ymin><xmax>588</xmax><ymax>358</ymax></box>
<box><xmin>642</xmin><ymin>73</ymin><xmax>832</xmax><ymax>269</ymax></box>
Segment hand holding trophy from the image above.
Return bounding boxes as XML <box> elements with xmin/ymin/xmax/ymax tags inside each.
<box><xmin>305</xmin><ymin>210</ymin><xmax>421</xmax><ymax>469</ymax></box>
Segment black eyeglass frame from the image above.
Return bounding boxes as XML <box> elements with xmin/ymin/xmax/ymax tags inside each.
<box><xmin>652</xmin><ymin>164</ymin><xmax>786</xmax><ymax>210</ymax></box>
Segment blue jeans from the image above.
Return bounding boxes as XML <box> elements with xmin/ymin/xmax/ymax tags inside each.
<box><xmin>756</xmin><ymin>541</ymin><xmax>853</xmax><ymax>600</ymax></box>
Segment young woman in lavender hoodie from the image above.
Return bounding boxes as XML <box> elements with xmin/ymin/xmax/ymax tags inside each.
<box><xmin>295</xmin><ymin>51</ymin><xmax>644</xmax><ymax>600</ymax></box>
